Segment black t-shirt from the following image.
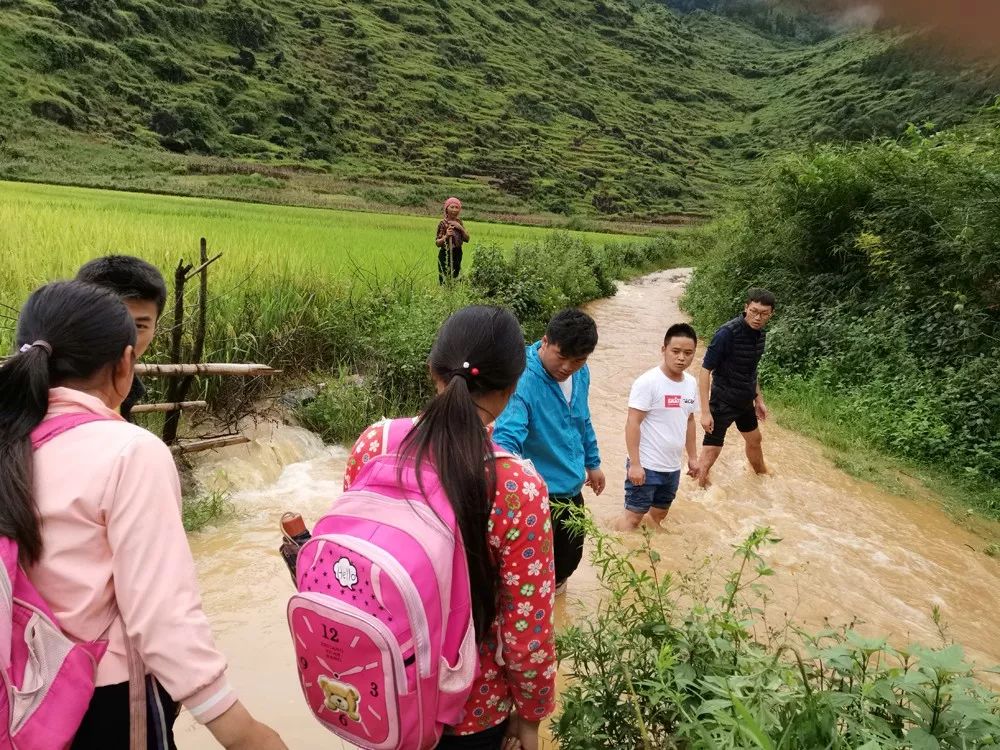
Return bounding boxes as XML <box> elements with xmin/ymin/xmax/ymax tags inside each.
<box><xmin>120</xmin><ymin>375</ymin><xmax>147</xmax><ymax>423</ymax></box>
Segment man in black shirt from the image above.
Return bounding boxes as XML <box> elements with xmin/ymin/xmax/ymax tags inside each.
<box><xmin>76</xmin><ymin>255</ymin><xmax>167</xmax><ymax>422</ymax></box>
<box><xmin>697</xmin><ymin>288</ymin><xmax>775</xmax><ymax>487</ymax></box>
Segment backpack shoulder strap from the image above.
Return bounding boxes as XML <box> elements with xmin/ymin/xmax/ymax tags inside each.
<box><xmin>27</xmin><ymin>410</ymin><xmax>147</xmax><ymax>749</ymax></box>
<box><xmin>31</xmin><ymin>413</ymin><xmax>113</xmax><ymax>450</ymax></box>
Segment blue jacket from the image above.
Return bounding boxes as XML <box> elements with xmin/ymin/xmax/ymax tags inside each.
<box><xmin>493</xmin><ymin>342</ymin><xmax>601</xmax><ymax>497</ymax></box>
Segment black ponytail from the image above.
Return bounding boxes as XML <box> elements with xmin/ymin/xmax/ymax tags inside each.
<box><xmin>399</xmin><ymin>306</ymin><xmax>527</xmax><ymax>642</ymax></box>
<box><xmin>0</xmin><ymin>281</ymin><xmax>136</xmax><ymax>564</ymax></box>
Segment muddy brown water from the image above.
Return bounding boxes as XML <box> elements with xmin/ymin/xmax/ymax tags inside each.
<box><xmin>176</xmin><ymin>269</ymin><xmax>1000</xmax><ymax>748</ymax></box>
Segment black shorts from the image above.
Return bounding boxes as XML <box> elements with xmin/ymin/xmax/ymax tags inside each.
<box><xmin>702</xmin><ymin>399</ymin><xmax>758</xmax><ymax>447</ymax></box>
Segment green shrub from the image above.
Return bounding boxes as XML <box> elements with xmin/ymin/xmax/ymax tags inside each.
<box><xmin>554</xmin><ymin>512</ymin><xmax>1000</xmax><ymax>748</ymax></box>
<box><xmin>217</xmin><ymin>0</ymin><xmax>277</xmax><ymax>49</ymax></box>
<box><xmin>683</xmin><ymin>120</ymin><xmax>1000</xmax><ymax>509</ymax></box>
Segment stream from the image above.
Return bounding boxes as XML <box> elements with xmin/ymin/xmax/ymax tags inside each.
<box><xmin>176</xmin><ymin>269</ymin><xmax>1000</xmax><ymax>748</ymax></box>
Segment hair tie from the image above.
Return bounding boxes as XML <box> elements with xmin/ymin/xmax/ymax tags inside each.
<box><xmin>19</xmin><ymin>340</ymin><xmax>52</xmax><ymax>356</ymax></box>
<box><xmin>458</xmin><ymin>362</ymin><xmax>480</xmax><ymax>378</ymax></box>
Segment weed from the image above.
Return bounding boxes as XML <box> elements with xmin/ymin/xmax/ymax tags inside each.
<box><xmin>182</xmin><ymin>488</ymin><xmax>234</xmax><ymax>532</ymax></box>
<box><xmin>553</xmin><ymin>510</ymin><xmax>1000</xmax><ymax>748</ymax></box>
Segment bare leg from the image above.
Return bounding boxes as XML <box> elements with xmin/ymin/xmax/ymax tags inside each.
<box><xmin>698</xmin><ymin>446</ymin><xmax>723</xmax><ymax>488</ymax></box>
<box><xmin>742</xmin><ymin>428</ymin><xmax>767</xmax><ymax>475</ymax></box>
<box><xmin>613</xmin><ymin>510</ymin><xmax>646</xmax><ymax>532</ymax></box>
<box><xmin>647</xmin><ymin>507</ymin><xmax>670</xmax><ymax>527</ymax></box>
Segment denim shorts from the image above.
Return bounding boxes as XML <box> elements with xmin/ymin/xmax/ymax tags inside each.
<box><xmin>624</xmin><ymin>464</ymin><xmax>681</xmax><ymax>514</ymax></box>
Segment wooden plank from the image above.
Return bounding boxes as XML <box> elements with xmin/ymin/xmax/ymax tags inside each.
<box><xmin>131</xmin><ymin>400</ymin><xmax>208</xmax><ymax>414</ymax></box>
<box><xmin>136</xmin><ymin>363</ymin><xmax>279</xmax><ymax>377</ymax></box>
<box><xmin>170</xmin><ymin>435</ymin><xmax>250</xmax><ymax>455</ymax></box>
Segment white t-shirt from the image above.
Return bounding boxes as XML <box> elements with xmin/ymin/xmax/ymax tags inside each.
<box><xmin>627</xmin><ymin>368</ymin><xmax>699</xmax><ymax>472</ymax></box>
<box><xmin>558</xmin><ymin>377</ymin><xmax>573</xmax><ymax>404</ymax></box>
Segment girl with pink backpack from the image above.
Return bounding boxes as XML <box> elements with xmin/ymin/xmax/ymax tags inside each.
<box><xmin>335</xmin><ymin>307</ymin><xmax>558</xmax><ymax>749</ymax></box>
<box><xmin>0</xmin><ymin>281</ymin><xmax>287</xmax><ymax>750</ymax></box>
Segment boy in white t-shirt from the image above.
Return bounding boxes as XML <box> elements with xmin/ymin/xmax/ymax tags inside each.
<box><xmin>614</xmin><ymin>323</ymin><xmax>700</xmax><ymax>531</ymax></box>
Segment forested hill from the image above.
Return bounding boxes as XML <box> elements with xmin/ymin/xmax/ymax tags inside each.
<box><xmin>0</xmin><ymin>0</ymin><xmax>996</xmax><ymax>218</ymax></box>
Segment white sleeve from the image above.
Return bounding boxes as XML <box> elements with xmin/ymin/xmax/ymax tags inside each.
<box><xmin>628</xmin><ymin>374</ymin><xmax>652</xmax><ymax>411</ymax></box>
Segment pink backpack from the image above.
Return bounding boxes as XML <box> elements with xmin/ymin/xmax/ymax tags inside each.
<box><xmin>0</xmin><ymin>413</ymin><xmax>110</xmax><ymax>749</ymax></box>
<box><xmin>288</xmin><ymin>418</ymin><xmax>509</xmax><ymax>750</ymax></box>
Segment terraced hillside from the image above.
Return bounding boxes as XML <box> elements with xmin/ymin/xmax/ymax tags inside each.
<box><xmin>0</xmin><ymin>0</ymin><xmax>996</xmax><ymax>218</ymax></box>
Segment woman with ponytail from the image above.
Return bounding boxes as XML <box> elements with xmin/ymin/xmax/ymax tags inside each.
<box><xmin>343</xmin><ymin>306</ymin><xmax>557</xmax><ymax>750</ymax></box>
<box><xmin>0</xmin><ymin>281</ymin><xmax>286</xmax><ymax>750</ymax></box>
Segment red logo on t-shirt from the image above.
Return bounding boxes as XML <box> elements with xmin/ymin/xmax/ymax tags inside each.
<box><xmin>664</xmin><ymin>395</ymin><xmax>682</xmax><ymax>408</ymax></box>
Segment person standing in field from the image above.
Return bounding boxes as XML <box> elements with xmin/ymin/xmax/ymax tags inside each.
<box><xmin>614</xmin><ymin>323</ymin><xmax>700</xmax><ymax>532</ymax></box>
<box><xmin>698</xmin><ymin>288</ymin><xmax>776</xmax><ymax>487</ymax></box>
<box><xmin>436</xmin><ymin>197</ymin><xmax>470</xmax><ymax>284</ymax></box>
<box><xmin>76</xmin><ymin>255</ymin><xmax>167</xmax><ymax>423</ymax></box>
<box><xmin>493</xmin><ymin>309</ymin><xmax>605</xmax><ymax>596</ymax></box>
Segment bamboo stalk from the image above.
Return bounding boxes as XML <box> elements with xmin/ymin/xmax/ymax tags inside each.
<box><xmin>183</xmin><ymin>251</ymin><xmax>223</xmax><ymax>281</ymax></box>
<box><xmin>170</xmin><ymin>435</ymin><xmax>250</xmax><ymax>455</ymax></box>
<box><xmin>135</xmin><ymin>363</ymin><xmax>280</xmax><ymax>376</ymax></box>
<box><xmin>131</xmin><ymin>400</ymin><xmax>208</xmax><ymax>414</ymax></box>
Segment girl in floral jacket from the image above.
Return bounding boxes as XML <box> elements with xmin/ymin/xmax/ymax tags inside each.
<box><xmin>344</xmin><ymin>306</ymin><xmax>557</xmax><ymax>750</ymax></box>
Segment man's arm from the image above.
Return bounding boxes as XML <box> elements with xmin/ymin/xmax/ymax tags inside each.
<box><xmin>685</xmin><ymin>413</ymin><xmax>699</xmax><ymax>477</ymax></box>
<box><xmin>754</xmin><ymin>381</ymin><xmax>768</xmax><ymax>421</ymax></box>
<box><xmin>625</xmin><ymin>408</ymin><xmax>647</xmax><ymax>485</ymax></box>
<box><xmin>492</xmin><ymin>391</ymin><xmax>530</xmax><ymax>456</ymax></box>
<box><xmin>580</xmin><ymin>369</ymin><xmax>604</xmax><ymax>494</ymax></box>
<box><xmin>698</xmin><ymin>367</ymin><xmax>714</xmax><ymax>434</ymax></box>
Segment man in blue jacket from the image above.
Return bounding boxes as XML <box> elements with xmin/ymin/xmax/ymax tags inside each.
<box><xmin>494</xmin><ymin>308</ymin><xmax>605</xmax><ymax>595</ymax></box>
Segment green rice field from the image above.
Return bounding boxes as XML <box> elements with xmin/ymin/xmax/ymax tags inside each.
<box><xmin>1</xmin><ymin>180</ymin><xmax>646</xmax><ymax>368</ymax></box>
<box><xmin>1</xmin><ymin>180</ymin><xmax>630</xmax><ymax>295</ymax></box>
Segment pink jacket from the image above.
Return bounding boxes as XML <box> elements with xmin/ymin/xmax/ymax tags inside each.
<box><xmin>26</xmin><ymin>387</ymin><xmax>237</xmax><ymax>724</ymax></box>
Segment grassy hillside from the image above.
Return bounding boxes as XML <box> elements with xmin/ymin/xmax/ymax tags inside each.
<box><xmin>0</xmin><ymin>0</ymin><xmax>997</xmax><ymax>218</ymax></box>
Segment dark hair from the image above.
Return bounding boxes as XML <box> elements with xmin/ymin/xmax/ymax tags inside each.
<box><xmin>664</xmin><ymin>323</ymin><xmax>697</xmax><ymax>346</ymax></box>
<box><xmin>398</xmin><ymin>306</ymin><xmax>526</xmax><ymax>642</ymax></box>
<box><xmin>545</xmin><ymin>308</ymin><xmax>598</xmax><ymax>358</ymax></box>
<box><xmin>0</xmin><ymin>281</ymin><xmax>136</xmax><ymax>564</ymax></box>
<box><xmin>76</xmin><ymin>255</ymin><xmax>168</xmax><ymax>318</ymax></box>
<box><xmin>746</xmin><ymin>287</ymin><xmax>776</xmax><ymax>309</ymax></box>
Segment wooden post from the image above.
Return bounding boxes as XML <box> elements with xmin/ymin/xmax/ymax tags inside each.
<box><xmin>162</xmin><ymin>256</ymin><xmax>192</xmax><ymax>444</ymax></box>
<box><xmin>175</xmin><ymin>237</ymin><xmax>210</xmax><ymax>413</ymax></box>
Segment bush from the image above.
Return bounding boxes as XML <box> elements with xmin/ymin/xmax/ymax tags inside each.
<box><xmin>298</xmin><ymin>233</ymin><xmax>680</xmax><ymax>440</ymax></box>
<box><xmin>683</xmin><ymin>121</ymin><xmax>1000</xmax><ymax>507</ymax></box>
<box><xmin>29</xmin><ymin>97</ymin><xmax>82</xmax><ymax>128</ymax></box>
<box><xmin>554</xmin><ymin>513</ymin><xmax>1000</xmax><ymax>748</ymax></box>
<box><xmin>217</xmin><ymin>0</ymin><xmax>277</xmax><ymax>49</ymax></box>
<box><xmin>469</xmin><ymin>233</ymin><xmax>679</xmax><ymax>338</ymax></box>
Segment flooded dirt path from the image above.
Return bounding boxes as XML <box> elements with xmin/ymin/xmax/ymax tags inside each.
<box><xmin>177</xmin><ymin>269</ymin><xmax>1000</xmax><ymax>748</ymax></box>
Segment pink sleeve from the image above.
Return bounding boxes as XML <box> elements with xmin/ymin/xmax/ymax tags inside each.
<box><xmin>104</xmin><ymin>433</ymin><xmax>236</xmax><ymax>723</ymax></box>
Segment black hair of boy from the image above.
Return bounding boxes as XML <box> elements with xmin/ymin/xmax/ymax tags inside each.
<box><xmin>664</xmin><ymin>323</ymin><xmax>697</xmax><ymax>346</ymax></box>
<box><xmin>76</xmin><ymin>255</ymin><xmax>168</xmax><ymax>317</ymax></box>
<box><xmin>746</xmin><ymin>288</ymin><xmax>776</xmax><ymax>310</ymax></box>
<box><xmin>545</xmin><ymin>309</ymin><xmax>598</xmax><ymax>358</ymax></box>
